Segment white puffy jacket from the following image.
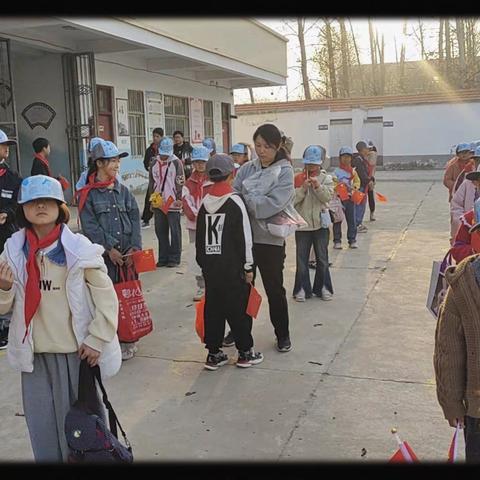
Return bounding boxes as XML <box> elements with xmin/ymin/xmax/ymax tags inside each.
<box><xmin>3</xmin><ymin>225</ymin><xmax>121</xmax><ymax>379</ymax></box>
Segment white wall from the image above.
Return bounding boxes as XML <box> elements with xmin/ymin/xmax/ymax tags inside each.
<box><xmin>233</xmin><ymin>109</ymin><xmax>330</xmax><ymax>160</ymax></box>
<box><xmin>382</xmin><ymin>102</ymin><xmax>480</xmax><ymax>156</ymax></box>
<box><xmin>12</xmin><ymin>52</ymin><xmax>69</xmax><ymax>184</ymax></box>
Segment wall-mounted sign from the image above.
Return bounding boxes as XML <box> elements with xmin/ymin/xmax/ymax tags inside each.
<box><xmin>21</xmin><ymin>102</ymin><xmax>56</xmax><ymax>130</ymax></box>
<box><xmin>189</xmin><ymin>97</ymin><xmax>204</xmax><ymax>143</ymax></box>
<box><xmin>116</xmin><ymin>98</ymin><xmax>129</xmax><ymax>136</ymax></box>
<box><xmin>383</xmin><ymin>121</ymin><xmax>394</xmax><ymax>127</ymax></box>
<box><xmin>318</xmin><ymin>124</ymin><xmax>328</xmax><ymax>130</ymax></box>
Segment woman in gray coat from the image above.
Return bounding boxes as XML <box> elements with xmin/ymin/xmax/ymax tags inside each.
<box><xmin>225</xmin><ymin>124</ymin><xmax>295</xmax><ymax>352</ymax></box>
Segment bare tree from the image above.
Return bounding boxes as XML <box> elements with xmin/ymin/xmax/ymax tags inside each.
<box><xmin>324</xmin><ymin>18</ymin><xmax>338</xmax><ymax>98</ymax></box>
<box><xmin>456</xmin><ymin>18</ymin><xmax>466</xmax><ymax>86</ymax></box>
<box><xmin>297</xmin><ymin>18</ymin><xmax>312</xmax><ymax>100</ymax></box>
<box><xmin>338</xmin><ymin>18</ymin><xmax>350</xmax><ymax>97</ymax></box>
<box><xmin>348</xmin><ymin>18</ymin><xmax>366</xmax><ymax>96</ymax></box>
<box><xmin>399</xmin><ymin>20</ymin><xmax>407</xmax><ymax>92</ymax></box>
<box><xmin>445</xmin><ymin>19</ymin><xmax>452</xmax><ymax>82</ymax></box>
<box><xmin>368</xmin><ymin>18</ymin><xmax>377</xmax><ymax>95</ymax></box>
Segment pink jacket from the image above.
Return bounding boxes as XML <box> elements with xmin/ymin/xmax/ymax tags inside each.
<box><xmin>149</xmin><ymin>155</ymin><xmax>185</xmax><ymax>212</ymax></box>
<box><xmin>450</xmin><ymin>179</ymin><xmax>477</xmax><ymax>241</ymax></box>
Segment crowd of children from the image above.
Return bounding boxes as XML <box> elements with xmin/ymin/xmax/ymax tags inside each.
<box><xmin>0</xmin><ymin>123</ymin><xmax>385</xmax><ymax>462</ymax></box>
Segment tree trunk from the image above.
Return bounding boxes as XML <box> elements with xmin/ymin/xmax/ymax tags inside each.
<box><xmin>445</xmin><ymin>19</ymin><xmax>452</xmax><ymax>83</ymax></box>
<box><xmin>348</xmin><ymin>18</ymin><xmax>366</xmax><ymax>95</ymax></box>
<box><xmin>339</xmin><ymin>18</ymin><xmax>350</xmax><ymax>97</ymax></box>
<box><xmin>400</xmin><ymin>20</ymin><xmax>407</xmax><ymax>92</ymax></box>
<box><xmin>324</xmin><ymin>19</ymin><xmax>337</xmax><ymax>98</ymax></box>
<box><xmin>368</xmin><ymin>18</ymin><xmax>377</xmax><ymax>95</ymax></box>
<box><xmin>297</xmin><ymin>18</ymin><xmax>312</xmax><ymax>100</ymax></box>
<box><xmin>456</xmin><ymin>18</ymin><xmax>466</xmax><ymax>87</ymax></box>
<box><xmin>418</xmin><ymin>20</ymin><xmax>426</xmax><ymax>60</ymax></box>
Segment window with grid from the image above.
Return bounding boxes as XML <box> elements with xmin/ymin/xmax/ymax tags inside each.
<box><xmin>164</xmin><ymin>95</ymin><xmax>190</xmax><ymax>142</ymax></box>
<box><xmin>203</xmin><ymin>100</ymin><xmax>214</xmax><ymax>138</ymax></box>
<box><xmin>128</xmin><ymin>90</ymin><xmax>146</xmax><ymax>157</ymax></box>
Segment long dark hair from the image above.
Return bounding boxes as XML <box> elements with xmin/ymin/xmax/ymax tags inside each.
<box><xmin>253</xmin><ymin>124</ymin><xmax>288</xmax><ymax>163</ymax></box>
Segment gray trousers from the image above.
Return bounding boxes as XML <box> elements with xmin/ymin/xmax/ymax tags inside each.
<box><xmin>188</xmin><ymin>229</ymin><xmax>205</xmax><ymax>289</ymax></box>
<box><xmin>21</xmin><ymin>352</ymin><xmax>103</xmax><ymax>463</ymax></box>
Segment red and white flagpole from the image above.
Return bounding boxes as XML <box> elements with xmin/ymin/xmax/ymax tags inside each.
<box><xmin>391</xmin><ymin>427</ymin><xmax>414</xmax><ymax>463</ymax></box>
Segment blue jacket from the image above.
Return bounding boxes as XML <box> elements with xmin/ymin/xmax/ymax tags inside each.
<box><xmin>79</xmin><ymin>179</ymin><xmax>142</xmax><ymax>253</ymax></box>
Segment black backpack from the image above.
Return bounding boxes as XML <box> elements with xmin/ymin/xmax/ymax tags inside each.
<box><xmin>64</xmin><ymin>360</ymin><xmax>133</xmax><ymax>463</ymax></box>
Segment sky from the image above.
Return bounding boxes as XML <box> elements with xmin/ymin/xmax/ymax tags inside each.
<box><xmin>234</xmin><ymin>18</ymin><xmax>441</xmax><ymax>104</ymax></box>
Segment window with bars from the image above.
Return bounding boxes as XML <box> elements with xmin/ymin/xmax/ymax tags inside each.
<box><xmin>203</xmin><ymin>100</ymin><xmax>214</xmax><ymax>138</ymax></box>
<box><xmin>128</xmin><ymin>90</ymin><xmax>146</xmax><ymax>157</ymax></box>
<box><xmin>164</xmin><ymin>95</ymin><xmax>190</xmax><ymax>142</ymax></box>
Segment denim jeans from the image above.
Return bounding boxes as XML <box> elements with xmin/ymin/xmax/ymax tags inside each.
<box><xmin>293</xmin><ymin>229</ymin><xmax>333</xmax><ymax>297</ymax></box>
<box><xmin>333</xmin><ymin>199</ymin><xmax>357</xmax><ymax>244</ymax></box>
<box><xmin>355</xmin><ymin>186</ymin><xmax>368</xmax><ymax>227</ymax></box>
<box><xmin>154</xmin><ymin>210</ymin><xmax>182</xmax><ymax>265</ymax></box>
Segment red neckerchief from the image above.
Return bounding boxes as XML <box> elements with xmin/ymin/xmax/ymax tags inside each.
<box><xmin>209</xmin><ymin>182</ymin><xmax>233</xmax><ymax>197</ymax></box>
<box><xmin>75</xmin><ymin>173</ymin><xmax>115</xmax><ymax>214</ymax></box>
<box><xmin>0</xmin><ymin>164</ymin><xmax>7</xmax><ymax>177</ymax></box>
<box><xmin>23</xmin><ymin>224</ymin><xmax>62</xmax><ymax>343</ymax></box>
<box><xmin>339</xmin><ymin>164</ymin><xmax>354</xmax><ymax>180</ymax></box>
<box><xmin>151</xmin><ymin>143</ymin><xmax>158</xmax><ymax>156</ymax></box>
<box><xmin>34</xmin><ymin>153</ymin><xmax>52</xmax><ymax>177</ymax></box>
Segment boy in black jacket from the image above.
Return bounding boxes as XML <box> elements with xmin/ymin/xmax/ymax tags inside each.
<box><xmin>196</xmin><ymin>154</ymin><xmax>264</xmax><ymax>370</ymax></box>
<box><xmin>353</xmin><ymin>140</ymin><xmax>373</xmax><ymax>233</ymax></box>
<box><xmin>0</xmin><ymin>129</ymin><xmax>22</xmax><ymax>349</ymax></box>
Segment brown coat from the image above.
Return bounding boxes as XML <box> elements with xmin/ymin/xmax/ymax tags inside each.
<box><xmin>434</xmin><ymin>254</ymin><xmax>480</xmax><ymax>420</ymax></box>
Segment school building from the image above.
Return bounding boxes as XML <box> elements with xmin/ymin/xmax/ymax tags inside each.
<box><xmin>0</xmin><ymin>17</ymin><xmax>287</xmax><ymax>201</ymax></box>
<box><xmin>233</xmin><ymin>90</ymin><xmax>480</xmax><ymax>168</ymax></box>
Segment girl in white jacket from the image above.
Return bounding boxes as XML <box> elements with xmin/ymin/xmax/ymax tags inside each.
<box><xmin>0</xmin><ymin>175</ymin><xmax>120</xmax><ymax>462</ymax></box>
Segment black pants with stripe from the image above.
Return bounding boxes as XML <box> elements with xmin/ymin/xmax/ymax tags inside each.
<box><xmin>203</xmin><ymin>275</ymin><xmax>253</xmax><ymax>354</ymax></box>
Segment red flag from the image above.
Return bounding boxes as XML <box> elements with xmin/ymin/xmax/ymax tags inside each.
<box><xmin>376</xmin><ymin>192</ymin><xmax>388</xmax><ymax>203</ymax></box>
<box><xmin>448</xmin><ymin>426</ymin><xmax>460</xmax><ymax>463</ymax></box>
<box><xmin>160</xmin><ymin>196</ymin><xmax>175</xmax><ymax>215</ymax></box>
<box><xmin>389</xmin><ymin>441</ymin><xmax>419</xmax><ymax>463</ymax></box>
<box><xmin>246</xmin><ymin>285</ymin><xmax>262</xmax><ymax>319</ymax></box>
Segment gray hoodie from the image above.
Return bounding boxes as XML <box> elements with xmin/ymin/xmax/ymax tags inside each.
<box><xmin>233</xmin><ymin>158</ymin><xmax>295</xmax><ymax>246</ymax></box>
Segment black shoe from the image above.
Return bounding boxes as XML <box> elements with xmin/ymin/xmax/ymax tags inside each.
<box><xmin>167</xmin><ymin>263</ymin><xmax>180</xmax><ymax>268</ymax></box>
<box><xmin>0</xmin><ymin>327</ymin><xmax>8</xmax><ymax>350</ymax></box>
<box><xmin>222</xmin><ymin>330</ymin><xmax>235</xmax><ymax>347</ymax></box>
<box><xmin>156</xmin><ymin>262</ymin><xmax>167</xmax><ymax>268</ymax></box>
<box><xmin>236</xmin><ymin>349</ymin><xmax>264</xmax><ymax>368</ymax></box>
<box><xmin>276</xmin><ymin>336</ymin><xmax>292</xmax><ymax>353</ymax></box>
<box><xmin>308</xmin><ymin>261</ymin><xmax>316</xmax><ymax>270</ymax></box>
<box><xmin>204</xmin><ymin>351</ymin><xmax>229</xmax><ymax>371</ymax></box>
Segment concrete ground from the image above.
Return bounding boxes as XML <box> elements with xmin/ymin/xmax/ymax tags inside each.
<box><xmin>0</xmin><ymin>169</ymin><xmax>461</xmax><ymax>462</ymax></box>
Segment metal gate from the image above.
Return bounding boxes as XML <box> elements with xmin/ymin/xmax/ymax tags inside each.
<box><xmin>0</xmin><ymin>38</ymin><xmax>20</xmax><ymax>172</ymax></box>
<box><xmin>62</xmin><ymin>52</ymin><xmax>98</xmax><ymax>199</ymax></box>
<box><xmin>362</xmin><ymin>116</ymin><xmax>384</xmax><ymax>166</ymax></box>
<box><xmin>329</xmin><ymin>118</ymin><xmax>352</xmax><ymax>166</ymax></box>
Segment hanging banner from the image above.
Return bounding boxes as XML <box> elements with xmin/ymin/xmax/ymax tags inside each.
<box><xmin>189</xmin><ymin>98</ymin><xmax>204</xmax><ymax>143</ymax></box>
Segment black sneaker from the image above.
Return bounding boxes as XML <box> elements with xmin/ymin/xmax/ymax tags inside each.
<box><xmin>236</xmin><ymin>349</ymin><xmax>264</xmax><ymax>368</ymax></box>
<box><xmin>156</xmin><ymin>261</ymin><xmax>167</xmax><ymax>268</ymax></box>
<box><xmin>276</xmin><ymin>336</ymin><xmax>292</xmax><ymax>353</ymax></box>
<box><xmin>0</xmin><ymin>327</ymin><xmax>8</xmax><ymax>350</ymax></box>
<box><xmin>222</xmin><ymin>330</ymin><xmax>235</xmax><ymax>347</ymax></box>
<box><xmin>308</xmin><ymin>261</ymin><xmax>316</xmax><ymax>270</ymax></box>
<box><xmin>167</xmin><ymin>263</ymin><xmax>180</xmax><ymax>268</ymax></box>
<box><xmin>204</xmin><ymin>351</ymin><xmax>229</xmax><ymax>371</ymax></box>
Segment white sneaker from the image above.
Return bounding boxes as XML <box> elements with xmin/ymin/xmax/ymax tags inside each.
<box><xmin>295</xmin><ymin>288</ymin><xmax>306</xmax><ymax>302</ymax></box>
<box><xmin>349</xmin><ymin>242</ymin><xmax>358</xmax><ymax>249</ymax></box>
<box><xmin>333</xmin><ymin>242</ymin><xmax>342</xmax><ymax>250</ymax></box>
<box><xmin>321</xmin><ymin>288</ymin><xmax>333</xmax><ymax>301</ymax></box>
<box><xmin>357</xmin><ymin>224</ymin><xmax>368</xmax><ymax>233</ymax></box>
<box><xmin>121</xmin><ymin>343</ymin><xmax>136</xmax><ymax>361</ymax></box>
<box><xmin>193</xmin><ymin>288</ymin><xmax>204</xmax><ymax>302</ymax></box>
<box><xmin>370</xmin><ymin>212</ymin><xmax>376</xmax><ymax>222</ymax></box>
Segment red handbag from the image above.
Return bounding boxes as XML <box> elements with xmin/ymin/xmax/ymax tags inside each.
<box><xmin>114</xmin><ymin>266</ymin><xmax>153</xmax><ymax>343</ymax></box>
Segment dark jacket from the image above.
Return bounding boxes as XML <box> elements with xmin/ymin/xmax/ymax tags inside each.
<box><xmin>173</xmin><ymin>142</ymin><xmax>193</xmax><ymax>179</ymax></box>
<box><xmin>352</xmin><ymin>154</ymin><xmax>371</xmax><ymax>189</ymax></box>
<box><xmin>143</xmin><ymin>143</ymin><xmax>159</xmax><ymax>172</ymax></box>
<box><xmin>196</xmin><ymin>191</ymin><xmax>254</xmax><ymax>282</ymax></box>
<box><xmin>31</xmin><ymin>157</ymin><xmax>50</xmax><ymax>177</ymax></box>
<box><xmin>79</xmin><ymin>179</ymin><xmax>142</xmax><ymax>253</ymax></box>
<box><xmin>0</xmin><ymin>162</ymin><xmax>22</xmax><ymax>253</ymax></box>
